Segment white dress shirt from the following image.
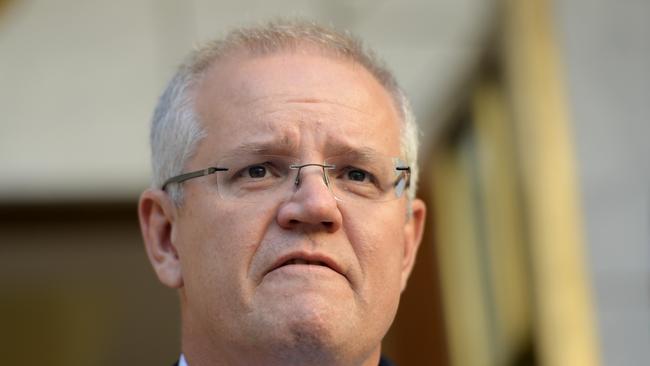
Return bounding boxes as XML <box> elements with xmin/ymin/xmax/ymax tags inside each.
<box><xmin>179</xmin><ymin>354</ymin><xmax>188</xmax><ymax>366</ymax></box>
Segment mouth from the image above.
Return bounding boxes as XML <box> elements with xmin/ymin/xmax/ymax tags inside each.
<box><xmin>282</xmin><ymin>258</ymin><xmax>329</xmax><ymax>266</ymax></box>
<box><xmin>266</xmin><ymin>252</ymin><xmax>346</xmax><ymax>279</ymax></box>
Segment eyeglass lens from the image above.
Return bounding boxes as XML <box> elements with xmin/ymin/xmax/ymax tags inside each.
<box><xmin>209</xmin><ymin>154</ymin><xmax>408</xmax><ymax>203</ymax></box>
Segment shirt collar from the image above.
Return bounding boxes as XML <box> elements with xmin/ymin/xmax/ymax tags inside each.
<box><xmin>179</xmin><ymin>354</ymin><xmax>188</xmax><ymax>366</ymax></box>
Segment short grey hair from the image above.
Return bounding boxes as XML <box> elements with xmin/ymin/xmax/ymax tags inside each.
<box><xmin>150</xmin><ymin>19</ymin><xmax>420</xmax><ymax>205</ymax></box>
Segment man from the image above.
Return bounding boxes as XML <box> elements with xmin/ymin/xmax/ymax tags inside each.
<box><xmin>138</xmin><ymin>20</ymin><xmax>426</xmax><ymax>366</ymax></box>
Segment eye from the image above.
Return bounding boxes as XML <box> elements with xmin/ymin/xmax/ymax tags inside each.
<box><xmin>247</xmin><ymin>165</ymin><xmax>267</xmax><ymax>178</ymax></box>
<box><xmin>232</xmin><ymin>162</ymin><xmax>276</xmax><ymax>181</ymax></box>
<box><xmin>339</xmin><ymin>166</ymin><xmax>378</xmax><ymax>185</ymax></box>
<box><xmin>346</xmin><ymin>169</ymin><xmax>368</xmax><ymax>182</ymax></box>
<box><xmin>224</xmin><ymin>156</ymin><xmax>288</xmax><ymax>189</ymax></box>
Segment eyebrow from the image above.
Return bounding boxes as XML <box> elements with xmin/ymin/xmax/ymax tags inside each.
<box><xmin>220</xmin><ymin>140</ymin><xmax>386</xmax><ymax>161</ymax></box>
<box><xmin>326</xmin><ymin>145</ymin><xmax>384</xmax><ymax>160</ymax></box>
<box><xmin>221</xmin><ymin>140</ymin><xmax>298</xmax><ymax>158</ymax></box>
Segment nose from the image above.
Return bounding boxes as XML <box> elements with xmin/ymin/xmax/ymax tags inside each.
<box><xmin>276</xmin><ymin>165</ymin><xmax>342</xmax><ymax>233</ymax></box>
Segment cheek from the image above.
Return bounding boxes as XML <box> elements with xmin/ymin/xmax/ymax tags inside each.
<box><xmin>178</xmin><ymin>198</ymin><xmax>276</xmax><ymax>302</ymax></box>
<box><xmin>346</xmin><ymin>207</ymin><xmax>406</xmax><ymax>295</ymax></box>
<box><xmin>175</xmin><ymin>202</ymin><xmax>265</xmax><ymax>335</ymax></box>
<box><xmin>346</xmin><ymin>210</ymin><xmax>405</xmax><ymax>334</ymax></box>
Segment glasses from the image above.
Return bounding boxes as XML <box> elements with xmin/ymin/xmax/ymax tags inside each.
<box><xmin>162</xmin><ymin>153</ymin><xmax>410</xmax><ymax>203</ymax></box>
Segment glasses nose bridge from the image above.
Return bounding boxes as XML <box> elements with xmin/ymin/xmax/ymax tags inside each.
<box><xmin>289</xmin><ymin>163</ymin><xmax>334</xmax><ymax>190</ymax></box>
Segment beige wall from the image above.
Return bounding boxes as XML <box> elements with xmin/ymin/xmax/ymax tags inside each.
<box><xmin>0</xmin><ymin>0</ymin><xmax>491</xmax><ymax>202</ymax></box>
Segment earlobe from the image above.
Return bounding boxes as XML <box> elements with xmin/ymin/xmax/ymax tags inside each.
<box><xmin>138</xmin><ymin>189</ymin><xmax>184</xmax><ymax>289</ymax></box>
<box><xmin>400</xmin><ymin>198</ymin><xmax>426</xmax><ymax>292</ymax></box>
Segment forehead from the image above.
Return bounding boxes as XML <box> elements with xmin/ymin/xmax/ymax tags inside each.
<box><xmin>193</xmin><ymin>50</ymin><xmax>402</xmax><ymax>157</ymax></box>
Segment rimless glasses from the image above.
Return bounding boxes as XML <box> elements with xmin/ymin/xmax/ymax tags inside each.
<box><xmin>162</xmin><ymin>153</ymin><xmax>410</xmax><ymax>203</ymax></box>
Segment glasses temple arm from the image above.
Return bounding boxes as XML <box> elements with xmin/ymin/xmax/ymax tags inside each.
<box><xmin>161</xmin><ymin>167</ymin><xmax>227</xmax><ymax>190</ymax></box>
<box><xmin>394</xmin><ymin>166</ymin><xmax>411</xmax><ymax>189</ymax></box>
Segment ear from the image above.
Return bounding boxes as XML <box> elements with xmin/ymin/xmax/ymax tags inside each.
<box><xmin>400</xmin><ymin>198</ymin><xmax>426</xmax><ymax>292</ymax></box>
<box><xmin>138</xmin><ymin>188</ymin><xmax>183</xmax><ymax>288</ymax></box>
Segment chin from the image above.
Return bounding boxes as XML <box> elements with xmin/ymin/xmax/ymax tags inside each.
<box><xmin>285</xmin><ymin>297</ymin><xmax>348</xmax><ymax>338</ymax></box>
<box><xmin>276</xmin><ymin>313</ymin><xmax>381</xmax><ymax>366</ymax></box>
<box><xmin>257</xmin><ymin>295</ymin><xmax>358</xmax><ymax>356</ymax></box>
<box><xmin>272</xmin><ymin>320</ymin><xmax>355</xmax><ymax>366</ymax></box>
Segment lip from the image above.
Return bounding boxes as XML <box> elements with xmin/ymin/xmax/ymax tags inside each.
<box><xmin>265</xmin><ymin>251</ymin><xmax>346</xmax><ymax>279</ymax></box>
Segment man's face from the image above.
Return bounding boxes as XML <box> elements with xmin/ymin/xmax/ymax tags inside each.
<box><xmin>165</xmin><ymin>50</ymin><xmax>424</xmax><ymax>362</ymax></box>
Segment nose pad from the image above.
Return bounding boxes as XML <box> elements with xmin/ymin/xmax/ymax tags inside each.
<box><xmin>290</xmin><ymin>163</ymin><xmax>334</xmax><ymax>193</ymax></box>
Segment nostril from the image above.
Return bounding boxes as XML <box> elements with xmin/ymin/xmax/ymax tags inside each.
<box><xmin>321</xmin><ymin>221</ymin><xmax>333</xmax><ymax>228</ymax></box>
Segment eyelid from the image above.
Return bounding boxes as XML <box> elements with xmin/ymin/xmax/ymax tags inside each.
<box><xmin>239</xmin><ymin>159</ymin><xmax>291</xmax><ymax>178</ymax></box>
<box><xmin>335</xmin><ymin>165</ymin><xmax>378</xmax><ymax>184</ymax></box>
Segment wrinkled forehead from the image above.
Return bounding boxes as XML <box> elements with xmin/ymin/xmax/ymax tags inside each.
<box><xmin>191</xmin><ymin>49</ymin><xmax>403</xmax><ymax>158</ymax></box>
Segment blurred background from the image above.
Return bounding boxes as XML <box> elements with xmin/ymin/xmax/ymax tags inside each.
<box><xmin>1</xmin><ymin>0</ymin><xmax>648</xmax><ymax>365</ymax></box>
